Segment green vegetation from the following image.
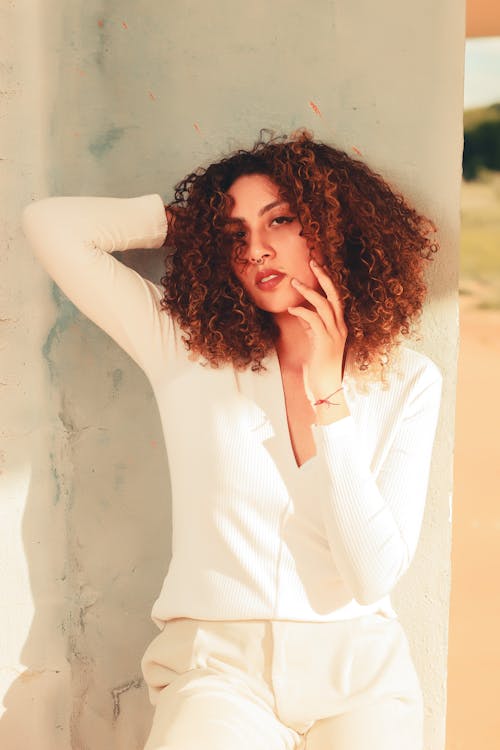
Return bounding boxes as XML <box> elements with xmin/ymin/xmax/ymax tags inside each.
<box><xmin>463</xmin><ymin>103</ymin><xmax>500</xmax><ymax>131</ymax></box>
<box><xmin>460</xmin><ymin>171</ymin><xmax>500</xmax><ymax>309</ymax></box>
<box><xmin>463</xmin><ymin>104</ymin><xmax>500</xmax><ymax>180</ymax></box>
<box><xmin>460</xmin><ymin>105</ymin><xmax>500</xmax><ymax>309</ymax></box>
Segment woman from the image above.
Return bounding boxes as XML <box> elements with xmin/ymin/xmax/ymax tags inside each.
<box><xmin>23</xmin><ymin>129</ymin><xmax>442</xmax><ymax>750</ymax></box>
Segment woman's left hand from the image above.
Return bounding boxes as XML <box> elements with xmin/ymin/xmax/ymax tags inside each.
<box><xmin>288</xmin><ymin>259</ymin><xmax>349</xmax><ymax>408</ymax></box>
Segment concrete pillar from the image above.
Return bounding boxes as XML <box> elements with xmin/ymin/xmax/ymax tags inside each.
<box><xmin>0</xmin><ymin>1</ymin><xmax>463</xmax><ymax>748</ymax></box>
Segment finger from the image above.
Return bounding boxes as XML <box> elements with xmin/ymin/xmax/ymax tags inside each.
<box><xmin>309</xmin><ymin>260</ymin><xmax>347</xmax><ymax>332</ymax></box>
<box><xmin>287</xmin><ymin>305</ymin><xmax>328</xmax><ymax>338</ymax></box>
<box><xmin>290</xmin><ymin>278</ymin><xmax>336</xmax><ymax>332</ymax></box>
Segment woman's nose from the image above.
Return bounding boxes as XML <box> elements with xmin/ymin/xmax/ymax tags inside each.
<box><xmin>249</xmin><ymin>249</ymin><xmax>271</xmax><ymax>265</ymax></box>
<box><xmin>246</xmin><ymin>231</ymin><xmax>274</xmax><ymax>264</ymax></box>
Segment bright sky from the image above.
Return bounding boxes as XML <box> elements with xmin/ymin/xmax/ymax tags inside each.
<box><xmin>464</xmin><ymin>36</ymin><xmax>500</xmax><ymax>109</ymax></box>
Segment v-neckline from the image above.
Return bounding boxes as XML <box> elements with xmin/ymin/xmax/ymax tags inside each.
<box><xmin>271</xmin><ymin>350</ymin><xmax>316</xmax><ymax>471</ymax></box>
<box><xmin>261</xmin><ymin>346</ymin><xmax>352</xmax><ymax>472</ymax></box>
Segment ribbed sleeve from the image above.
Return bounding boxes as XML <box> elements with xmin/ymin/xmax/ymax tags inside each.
<box><xmin>22</xmin><ymin>195</ymin><xmax>171</xmax><ymax>378</ymax></box>
<box><xmin>311</xmin><ymin>363</ymin><xmax>442</xmax><ymax>605</ymax></box>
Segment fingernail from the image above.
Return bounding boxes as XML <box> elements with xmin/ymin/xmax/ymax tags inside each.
<box><xmin>291</xmin><ymin>278</ymin><xmax>301</xmax><ymax>287</ymax></box>
<box><xmin>310</xmin><ymin>259</ymin><xmax>317</xmax><ymax>268</ymax></box>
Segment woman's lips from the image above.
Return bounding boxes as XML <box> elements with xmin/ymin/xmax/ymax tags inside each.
<box><xmin>255</xmin><ymin>270</ymin><xmax>286</xmax><ymax>291</ymax></box>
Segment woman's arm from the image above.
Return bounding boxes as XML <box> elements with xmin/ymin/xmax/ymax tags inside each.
<box><xmin>22</xmin><ymin>194</ymin><xmax>172</xmax><ymax>379</ymax></box>
<box><xmin>311</xmin><ymin>360</ymin><xmax>443</xmax><ymax>605</ymax></box>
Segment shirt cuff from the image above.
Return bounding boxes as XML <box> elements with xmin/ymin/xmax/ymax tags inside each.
<box><xmin>117</xmin><ymin>193</ymin><xmax>168</xmax><ymax>251</ymax></box>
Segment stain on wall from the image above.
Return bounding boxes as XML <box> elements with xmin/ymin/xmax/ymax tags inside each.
<box><xmin>88</xmin><ymin>127</ymin><xmax>125</xmax><ymax>159</ymax></box>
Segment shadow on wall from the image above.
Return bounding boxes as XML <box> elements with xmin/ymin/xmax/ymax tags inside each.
<box><xmin>0</xmin><ymin>251</ymin><xmax>171</xmax><ymax>750</ymax></box>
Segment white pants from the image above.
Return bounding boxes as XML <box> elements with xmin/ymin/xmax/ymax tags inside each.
<box><xmin>141</xmin><ymin>614</ymin><xmax>423</xmax><ymax>750</ymax></box>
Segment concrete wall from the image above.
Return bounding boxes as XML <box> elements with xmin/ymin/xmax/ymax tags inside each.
<box><xmin>0</xmin><ymin>1</ymin><xmax>464</xmax><ymax>748</ymax></box>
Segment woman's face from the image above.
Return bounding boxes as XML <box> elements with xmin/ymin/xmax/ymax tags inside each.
<box><xmin>227</xmin><ymin>173</ymin><xmax>322</xmax><ymax>315</ymax></box>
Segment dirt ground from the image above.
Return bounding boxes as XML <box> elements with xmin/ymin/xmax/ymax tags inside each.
<box><xmin>445</xmin><ymin>291</ymin><xmax>500</xmax><ymax>750</ymax></box>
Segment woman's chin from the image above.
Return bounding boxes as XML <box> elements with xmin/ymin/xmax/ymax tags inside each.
<box><xmin>251</xmin><ymin>287</ymin><xmax>306</xmax><ymax>315</ymax></box>
<box><xmin>253</xmin><ymin>297</ymin><xmax>299</xmax><ymax>316</ymax></box>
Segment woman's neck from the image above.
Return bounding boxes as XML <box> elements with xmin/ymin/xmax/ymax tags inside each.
<box><xmin>273</xmin><ymin>311</ymin><xmax>310</xmax><ymax>369</ymax></box>
<box><xmin>273</xmin><ymin>309</ymin><xmax>349</xmax><ymax>382</ymax></box>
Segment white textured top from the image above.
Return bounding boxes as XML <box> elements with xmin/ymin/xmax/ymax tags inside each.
<box><xmin>22</xmin><ymin>194</ymin><xmax>443</xmax><ymax>628</ymax></box>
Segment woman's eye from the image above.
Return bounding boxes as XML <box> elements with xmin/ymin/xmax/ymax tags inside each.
<box><xmin>271</xmin><ymin>216</ymin><xmax>294</xmax><ymax>226</ymax></box>
<box><xmin>231</xmin><ymin>229</ymin><xmax>247</xmax><ymax>241</ymax></box>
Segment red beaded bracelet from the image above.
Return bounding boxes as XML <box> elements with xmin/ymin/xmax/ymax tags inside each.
<box><xmin>313</xmin><ymin>386</ymin><xmax>344</xmax><ymax>407</ymax></box>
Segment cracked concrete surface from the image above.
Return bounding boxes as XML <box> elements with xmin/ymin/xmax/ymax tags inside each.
<box><xmin>111</xmin><ymin>678</ymin><xmax>144</xmax><ymax>722</ymax></box>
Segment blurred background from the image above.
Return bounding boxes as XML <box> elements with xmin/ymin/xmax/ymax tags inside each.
<box><xmin>446</xmin><ymin>2</ymin><xmax>500</xmax><ymax>749</ymax></box>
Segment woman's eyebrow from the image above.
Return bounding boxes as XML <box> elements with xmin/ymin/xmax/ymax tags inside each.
<box><xmin>258</xmin><ymin>200</ymin><xmax>287</xmax><ymax>217</ymax></box>
<box><xmin>226</xmin><ymin>200</ymin><xmax>289</xmax><ymax>224</ymax></box>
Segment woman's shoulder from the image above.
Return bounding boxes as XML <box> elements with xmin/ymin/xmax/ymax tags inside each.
<box><xmin>345</xmin><ymin>344</ymin><xmax>442</xmax><ymax>397</ymax></box>
<box><xmin>396</xmin><ymin>345</ymin><xmax>443</xmax><ymax>386</ymax></box>
<box><xmin>380</xmin><ymin>345</ymin><xmax>443</xmax><ymax>413</ymax></box>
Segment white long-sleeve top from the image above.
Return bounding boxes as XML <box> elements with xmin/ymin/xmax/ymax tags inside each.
<box><xmin>22</xmin><ymin>193</ymin><xmax>443</xmax><ymax>628</ymax></box>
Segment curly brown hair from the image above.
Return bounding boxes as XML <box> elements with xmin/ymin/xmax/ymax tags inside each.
<box><xmin>160</xmin><ymin>129</ymin><xmax>438</xmax><ymax>376</ymax></box>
